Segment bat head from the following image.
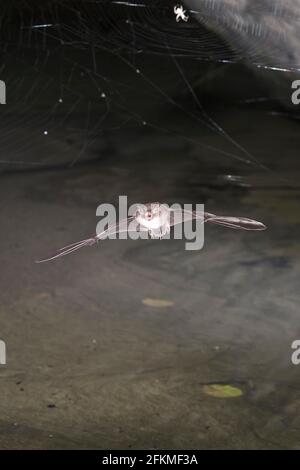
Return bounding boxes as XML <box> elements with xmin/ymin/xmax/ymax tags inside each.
<box><xmin>135</xmin><ymin>202</ymin><xmax>161</xmax><ymax>221</ymax></box>
<box><xmin>134</xmin><ymin>202</ymin><xmax>170</xmax><ymax>230</ymax></box>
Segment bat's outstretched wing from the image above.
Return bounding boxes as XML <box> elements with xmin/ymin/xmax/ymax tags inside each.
<box><xmin>169</xmin><ymin>209</ymin><xmax>204</xmax><ymax>227</ymax></box>
<box><xmin>36</xmin><ymin>217</ymin><xmax>148</xmax><ymax>263</ymax></box>
<box><xmin>203</xmin><ymin>212</ymin><xmax>267</xmax><ymax>230</ymax></box>
<box><xmin>170</xmin><ymin>209</ymin><xmax>266</xmax><ymax>231</ymax></box>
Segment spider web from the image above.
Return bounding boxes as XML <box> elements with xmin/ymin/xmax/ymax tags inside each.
<box><xmin>0</xmin><ymin>0</ymin><xmax>298</xmax><ymax>177</ymax></box>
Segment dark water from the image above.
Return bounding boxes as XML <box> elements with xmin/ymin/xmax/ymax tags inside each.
<box><xmin>0</xmin><ymin>0</ymin><xmax>300</xmax><ymax>450</ymax></box>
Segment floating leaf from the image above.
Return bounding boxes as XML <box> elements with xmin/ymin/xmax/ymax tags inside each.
<box><xmin>202</xmin><ymin>384</ymin><xmax>243</xmax><ymax>398</ymax></box>
<box><xmin>142</xmin><ymin>298</ymin><xmax>174</xmax><ymax>308</ymax></box>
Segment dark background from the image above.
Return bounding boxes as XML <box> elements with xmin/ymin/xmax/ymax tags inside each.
<box><xmin>0</xmin><ymin>0</ymin><xmax>299</xmax><ymax>449</ymax></box>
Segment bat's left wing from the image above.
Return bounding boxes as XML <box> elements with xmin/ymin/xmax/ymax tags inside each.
<box><xmin>169</xmin><ymin>209</ymin><xmax>266</xmax><ymax>231</ymax></box>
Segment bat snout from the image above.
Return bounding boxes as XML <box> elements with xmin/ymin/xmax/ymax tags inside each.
<box><xmin>145</xmin><ymin>211</ymin><xmax>153</xmax><ymax>220</ymax></box>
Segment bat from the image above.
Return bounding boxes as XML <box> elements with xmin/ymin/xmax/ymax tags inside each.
<box><xmin>36</xmin><ymin>202</ymin><xmax>266</xmax><ymax>263</ymax></box>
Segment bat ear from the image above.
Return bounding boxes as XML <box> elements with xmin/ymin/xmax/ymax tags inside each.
<box><xmin>131</xmin><ymin>203</ymin><xmax>144</xmax><ymax>215</ymax></box>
